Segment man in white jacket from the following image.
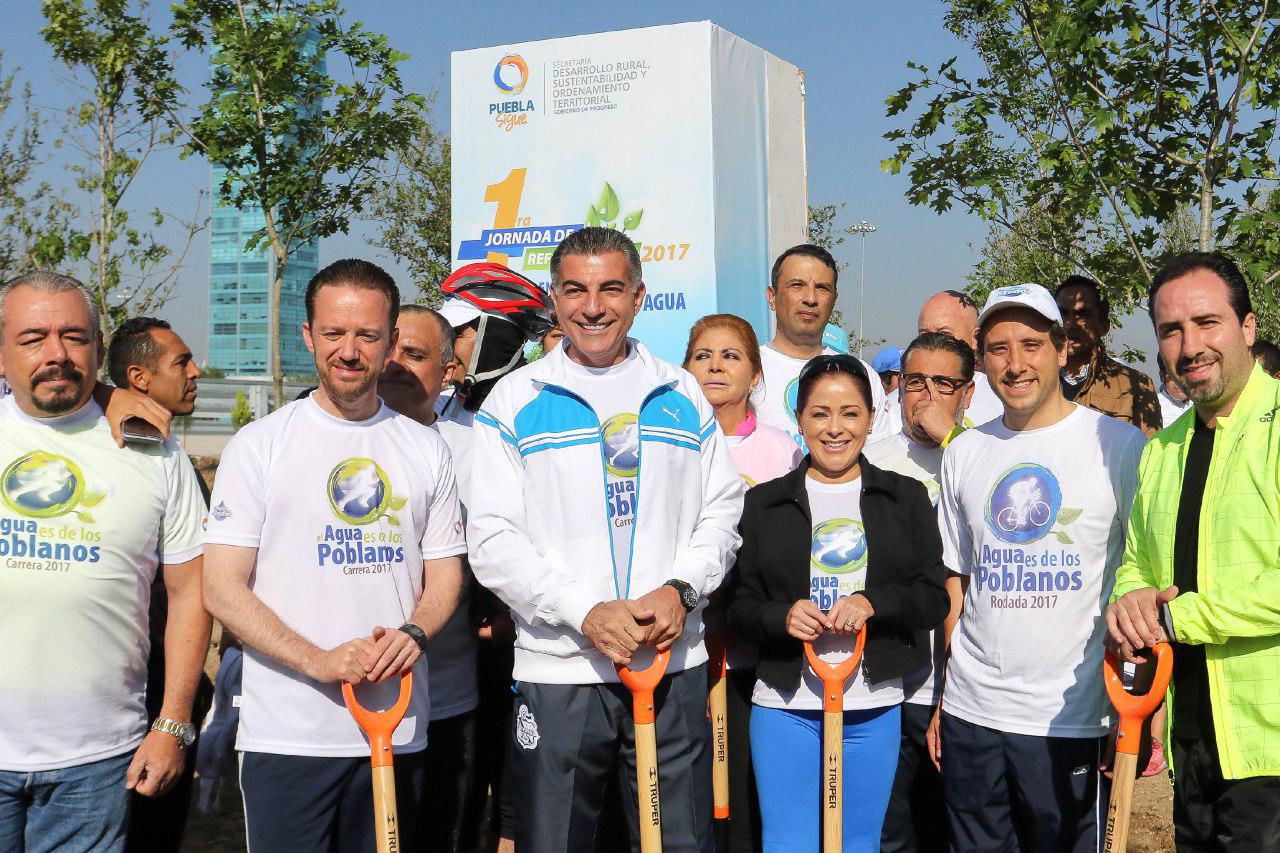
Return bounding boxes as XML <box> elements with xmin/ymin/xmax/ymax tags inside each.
<box><xmin>467</xmin><ymin>227</ymin><xmax>743</xmax><ymax>852</ymax></box>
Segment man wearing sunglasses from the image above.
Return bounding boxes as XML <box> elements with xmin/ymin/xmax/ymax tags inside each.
<box><xmin>866</xmin><ymin>331</ymin><xmax>974</xmax><ymax>852</ymax></box>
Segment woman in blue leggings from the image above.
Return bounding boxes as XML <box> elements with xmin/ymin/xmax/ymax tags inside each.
<box><xmin>724</xmin><ymin>355</ymin><xmax>949</xmax><ymax>851</ymax></box>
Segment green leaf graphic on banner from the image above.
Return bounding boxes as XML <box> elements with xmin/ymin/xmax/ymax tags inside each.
<box><xmin>623</xmin><ymin>209</ymin><xmax>644</xmax><ymax>231</ymax></box>
<box><xmin>585</xmin><ymin>204</ymin><xmax>601</xmax><ymax>227</ymax></box>
<box><xmin>598</xmin><ymin>183</ymin><xmax>620</xmax><ymax>221</ymax></box>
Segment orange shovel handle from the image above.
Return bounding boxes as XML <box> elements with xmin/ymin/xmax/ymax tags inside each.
<box><xmin>342</xmin><ymin>672</ymin><xmax>414</xmax><ymax>768</ymax></box>
<box><xmin>804</xmin><ymin>628</ymin><xmax>867</xmax><ymax>714</ymax></box>
<box><xmin>617</xmin><ymin>649</ymin><xmax>671</xmax><ymax>725</ymax></box>
<box><xmin>1104</xmin><ymin>643</ymin><xmax>1173</xmax><ymax>755</ymax></box>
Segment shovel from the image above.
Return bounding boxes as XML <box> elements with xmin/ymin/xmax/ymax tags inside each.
<box><xmin>1102</xmin><ymin>643</ymin><xmax>1172</xmax><ymax>853</ymax></box>
<box><xmin>804</xmin><ymin>628</ymin><xmax>867</xmax><ymax>853</ymax></box>
<box><xmin>706</xmin><ymin>633</ymin><xmax>730</xmax><ymax>820</ymax></box>
<box><xmin>617</xmin><ymin>648</ymin><xmax>672</xmax><ymax>853</ymax></box>
<box><xmin>343</xmin><ymin>673</ymin><xmax>414</xmax><ymax>853</ymax></box>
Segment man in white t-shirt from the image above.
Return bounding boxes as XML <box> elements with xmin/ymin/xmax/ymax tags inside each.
<box><xmin>932</xmin><ymin>283</ymin><xmax>1146</xmax><ymax>852</ymax></box>
<box><xmin>0</xmin><ymin>272</ymin><xmax>209</xmax><ymax>853</ymax></box>
<box><xmin>918</xmin><ymin>289</ymin><xmax>1004</xmax><ymax>427</ymax></box>
<box><xmin>757</xmin><ymin>244</ymin><xmax>885</xmax><ymax>450</ymax></box>
<box><xmin>203</xmin><ymin>260</ymin><xmax>466</xmax><ymax>853</ymax></box>
<box><xmin>867</xmin><ymin>330</ymin><xmax>975</xmax><ymax>853</ymax></box>
<box><xmin>1156</xmin><ymin>352</ymin><xmax>1192</xmax><ymax>428</ymax></box>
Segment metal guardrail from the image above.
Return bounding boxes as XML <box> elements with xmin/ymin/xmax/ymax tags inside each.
<box><xmin>185</xmin><ymin>377</ymin><xmax>313</xmax><ymax>434</ymax></box>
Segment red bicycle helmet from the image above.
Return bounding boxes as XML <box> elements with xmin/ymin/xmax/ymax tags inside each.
<box><xmin>440</xmin><ymin>263</ymin><xmax>555</xmax><ymax>342</ymax></box>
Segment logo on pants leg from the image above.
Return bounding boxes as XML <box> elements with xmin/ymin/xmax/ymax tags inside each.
<box><xmin>516</xmin><ymin>704</ymin><xmax>540</xmax><ymax>749</ymax></box>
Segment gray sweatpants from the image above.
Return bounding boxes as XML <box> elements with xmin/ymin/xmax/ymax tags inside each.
<box><xmin>510</xmin><ymin>664</ymin><xmax>713</xmax><ymax>853</ymax></box>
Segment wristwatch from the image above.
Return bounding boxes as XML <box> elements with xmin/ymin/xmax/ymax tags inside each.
<box><xmin>664</xmin><ymin>579</ymin><xmax>700</xmax><ymax>613</ymax></box>
<box><xmin>399</xmin><ymin>622</ymin><xmax>430</xmax><ymax>654</ymax></box>
<box><xmin>151</xmin><ymin>717</ymin><xmax>197</xmax><ymax>749</ymax></box>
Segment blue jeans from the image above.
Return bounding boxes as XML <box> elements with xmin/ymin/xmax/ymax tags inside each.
<box><xmin>0</xmin><ymin>751</ymin><xmax>132</xmax><ymax>853</ymax></box>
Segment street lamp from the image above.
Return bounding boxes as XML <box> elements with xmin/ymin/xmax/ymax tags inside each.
<box><xmin>850</xmin><ymin>219</ymin><xmax>877</xmax><ymax>358</ymax></box>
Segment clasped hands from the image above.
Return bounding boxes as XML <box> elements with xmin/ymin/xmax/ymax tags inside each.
<box><xmin>1106</xmin><ymin>585</ymin><xmax>1179</xmax><ymax>663</ymax></box>
<box><xmin>305</xmin><ymin>625</ymin><xmax>422</xmax><ymax>685</ymax></box>
<box><xmin>582</xmin><ymin>586</ymin><xmax>686</xmax><ymax>666</ymax></box>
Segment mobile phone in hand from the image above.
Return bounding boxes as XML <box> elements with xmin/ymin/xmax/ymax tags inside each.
<box><xmin>121</xmin><ymin>416</ymin><xmax>166</xmax><ymax>445</ymax></box>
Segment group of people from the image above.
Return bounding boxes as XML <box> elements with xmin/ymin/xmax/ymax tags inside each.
<box><xmin>1</xmin><ymin>227</ymin><xmax>1278</xmax><ymax>853</ymax></box>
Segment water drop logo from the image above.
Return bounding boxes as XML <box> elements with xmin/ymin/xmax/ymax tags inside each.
<box><xmin>985</xmin><ymin>463</ymin><xmax>1063</xmax><ymax>544</ymax></box>
<box><xmin>326</xmin><ymin>458</ymin><xmax>406</xmax><ymax>526</ymax></box>
<box><xmin>785</xmin><ymin>377</ymin><xmax>800</xmax><ymax>424</ymax></box>
<box><xmin>1</xmin><ymin>451</ymin><xmax>104</xmax><ymax>522</ymax></box>
<box><xmin>602</xmin><ymin>414</ymin><xmax>640</xmax><ymax>478</ymax></box>
<box><xmin>810</xmin><ymin>518</ymin><xmax>868</xmax><ymax>575</ymax></box>
<box><xmin>493</xmin><ymin>54</ymin><xmax>529</xmax><ymax>95</ymax></box>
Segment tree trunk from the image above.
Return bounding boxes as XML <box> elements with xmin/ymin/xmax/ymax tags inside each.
<box><xmin>1199</xmin><ymin>180</ymin><xmax>1215</xmax><ymax>251</ymax></box>
<box><xmin>269</xmin><ymin>242</ymin><xmax>287</xmax><ymax>409</ymax></box>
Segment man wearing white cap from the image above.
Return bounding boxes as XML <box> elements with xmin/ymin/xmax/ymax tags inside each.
<box><xmin>930</xmin><ymin>283</ymin><xmax>1146</xmax><ymax>851</ymax></box>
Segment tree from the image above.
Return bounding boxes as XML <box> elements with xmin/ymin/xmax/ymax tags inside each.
<box><xmin>884</xmin><ymin>0</ymin><xmax>1280</xmax><ymax>324</ymax></box>
<box><xmin>41</xmin><ymin>0</ymin><xmax>204</xmax><ymax>342</ymax></box>
<box><xmin>229</xmin><ymin>389</ymin><xmax>253</xmax><ymax>430</ymax></box>
<box><xmin>367</xmin><ymin>100</ymin><xmax>450</xmax><ymax>303</ymax></box>
<box><xmin>0</xmin><ymin>53</ymin><xmax>82</xmax><ymax>281</ymax></box>
<box><xmin>167</xmin><ymin>0</ymin><xmax>424</xmax><ymax>404</ymax></box>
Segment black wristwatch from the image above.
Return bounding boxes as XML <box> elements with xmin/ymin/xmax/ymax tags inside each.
<box><xmin>664</xmin><ymin>579</ymin><xmax>699</xmax><ymax>613</ymax></box>
<box><xmin>399</xmin><ymin>622</ymin><xmax>429</xmax><ymax>654</ymax></box>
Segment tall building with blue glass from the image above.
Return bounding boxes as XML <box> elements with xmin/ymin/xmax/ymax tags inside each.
<box><xmin>206</xmin><ymin>28</ymin><xmax>322</xmax><ymax>377</ymax></box>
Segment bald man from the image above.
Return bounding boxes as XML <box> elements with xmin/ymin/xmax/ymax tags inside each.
<box><xmin>917</xmin><ymin>290</ymin><xmax>1004</xmax><ymax>426</ymax></box>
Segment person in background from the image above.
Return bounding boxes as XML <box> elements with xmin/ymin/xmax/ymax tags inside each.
<box><xmin>756</xmin><ymin>244</ymin><xmax>885</xmax><ymax>450</ymax></box>
<box><xmin>728</xmin><ymin>354</ymin><xmax>948</xmax><ymax>852</ymax></box>
<box><xmin>867</xmin><ymin>331</ymin><xmax>974</xmax><ymax>853</ymax></box>
<box><xmin>106</xmin><ymin>317</ymin><xmax>215</xmax><ymax>853</ymax></box>
<box><xmin>917</xmin><ymin>290</ymin><xmax>1003</xmax><ymax>427</ymax></box>
<box><xmin>1054</xmin><ymin>275</ymin><xmax>1162</xmax><ymax>435</ymax></box>
<box><xmin>1251</xmin><ymin>338</ymin><xmax>1280</xmax><ymax>377</ymax></box>
<box><xmin>0</xmin><ymin>272</ymin><xmax>210</xmax><ymax>853</ymax></box>
<box><xmin>1156</xmin><ymin>352</ymin><xmax>1192</xmax><ymax>428</ymax></box>
<box><xmin>934</xmin><ymin>283</ymin><xmax>1146</xmax><ymax>852</ymax></box>
<box><xmin>872</xmin><ymin>346</ymin><xmax>902</xmax><ymax>397</ymax></box>
<box><xmin>684</xmin><ymin>313</ymin><xmax>801</xmax><ymax>853</ymax></box>
<box><xmin>541</xmin><ymin>322</ymin><xmax>565</xmax><ymax>355</ymax></box>
<box><xmin>1108</xmin><ymin>252</ymin><xmax>1280</xmax><ymax>849</ymax></box>
<box><xmin>870</xmin><ymin>345</ymin><xmax>906</xmax><ymax>443</ymax></box>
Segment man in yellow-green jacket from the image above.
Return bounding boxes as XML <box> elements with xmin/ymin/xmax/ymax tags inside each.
<box><xmin>1108</xmin><ymin>251</ymin><xmax>1280</xmax><ymax>850</ymax></box>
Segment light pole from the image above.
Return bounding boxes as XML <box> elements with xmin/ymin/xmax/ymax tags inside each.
<box><xmin>850</xmin><ymin>219</ymin><xmax>877</xmax><ymax>358</ymax></box>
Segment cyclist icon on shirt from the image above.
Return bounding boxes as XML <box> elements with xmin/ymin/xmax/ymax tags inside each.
<box><xmin>984</xmin><ymin>463</ymin><xmax>1063</xmax><ymax>545</ymax></box>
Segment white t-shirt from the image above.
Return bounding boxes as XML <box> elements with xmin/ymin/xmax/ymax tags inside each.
<box><xmin>937</xmin><ymin>405</ymin><xmax>1145</xmax><ymax>737</ymax></box>
<box><xmin>965</xmin><ymin>372</ymin><xmax>1004</xmax><ymax>428</ymax></box>
<box><xmin>865</xmin><ymin>431</ymin><xmax>944</xmax><ymax>707</ymax></box>
<box><xmin>752</xmin><ymin>477</ymin><xmax>904</xmax><ymax>711</ymax></box>
<box><xmin>561</xmin><ymin>349</ymin><xmax>649</xmax><ymax>598</ymax></box>
<box><xmin>204</xmin><ymin>395</ymin><xmax>466</xmax><ymax>757</ymax></box>
<box><xmin>757</xmin><ymin>343</ymin><xmax>886</xmax><ymax>451</ymax></box>
<box><xmin>1158</xmin><ymin>389</ymin><xmax>1191</xmax><ymax>429</ymax></box>
<box><xmin>0</xmin><ymin>398</ymin><xmax>205</xmax><ymax>771</ymax></box>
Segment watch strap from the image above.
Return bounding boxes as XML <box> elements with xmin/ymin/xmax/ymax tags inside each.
<box><xmin>151</xmin><ymin>717</ymin><xmax>195</xmax><ymax>748</ymax></box>
<box><xmin>664</xmin><ymin>579</ymin><xmax>699</xmax><ymax>612</ymax></box>
<box><xmin>399</xmin><ymin>622</ymin><xmax>430</xmax><ymax>654</ymax></box>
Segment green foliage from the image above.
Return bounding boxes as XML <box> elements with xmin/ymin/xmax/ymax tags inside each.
<box><xmin>229</xmin><ymin>389</ymin><xmax>253</xmax><ymax>430</ymax></box>
<box><xmin>167</xmin><ymin>0</ymin><xmax>424</xmax><ymax>404</ymax></box>
<box><xmin>368</xmin><ymin>99</ymin><xmax>450</xmax><ymax>304</ymax></box>
<box><xmin>885</xmin><ymin>0</ymin><xmax>1280</xmax><ymax>332</ymax></box>
<box><xmin>585</xmin><ymin>182</ymin><xmax>642</xmax><ymax>233</ymax></box>
<box><xmin>807</xmin><ymin>202</ymin><xmax>852</xmax><ymax>269</ymax></box>
<box><xmin>201</xmin><ymin>364</ymin><xmax>226</xmax><ymax>378</ymax></box>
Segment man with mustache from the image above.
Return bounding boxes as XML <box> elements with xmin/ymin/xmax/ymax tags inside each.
<box><xmin>1108</xmin><ymin>252</ymin><xmax>1280</xmax><ymax>849</ymax></box>
<box><xmin>202</xmin><ymin>259</ymin><xmax>466</xmax><ymax>852</ymax></box>
<box><xmin>1054</xmin><ymin>276</ymin><xmax>1162</xmax><ymax>436</ymax></box>
<box><xmin>0</xmin><ymin>272</ymin><xmax>210</xmax><ymax>853</ymax></box>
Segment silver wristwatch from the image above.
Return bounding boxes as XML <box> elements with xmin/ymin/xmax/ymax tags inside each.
<box><xmin>151</xmin><ymin>717</ymin><xmax>197</xmax><ymax>749</ymax></box>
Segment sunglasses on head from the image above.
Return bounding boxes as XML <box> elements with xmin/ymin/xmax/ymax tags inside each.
<box><xmin>797</xmin><ymin>354</ymin><xmax>870</xmax><ymax>386</ymax></box>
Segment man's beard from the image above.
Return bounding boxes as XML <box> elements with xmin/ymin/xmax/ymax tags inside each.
<box><xmin>31</xmin><ymin>365</ymin><xmax>87</xmax><ymax>414</ymax></box>
<box><xmin>320</xmin><ymin>363</ymin><xmax>378</xmax><ymax>404</ymax></box>
<box><xmin>1175</xmin><ymin>354</ymin><xmax>1225</xmax><ymax>404</ymax></box>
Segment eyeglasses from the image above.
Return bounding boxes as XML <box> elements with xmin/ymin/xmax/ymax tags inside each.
<box><xmin>901</xmin><ymin>373</ymin><xmax>970</xmax><ymax>395</ymax></box>
<box><xmin>797</xmin><ymin>354</ymin><xmax>870</xmax><ymax>385</ymax></box>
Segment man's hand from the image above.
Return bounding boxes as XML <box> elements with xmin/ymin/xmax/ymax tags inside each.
<box><xmin>926</xmin><ymin>707</ymin><xmax>942</xmax><ymax>772</ymax></box>
<box><xmin>126</xmin><ymin>730</ymin><xmax>186</xmax><ymax>797</ymax></box>
<box><xmin>304</xmin><ymin>637</ymin><xmax>378</xmax><ymax>684</ymax></box>
<box><xmin>95</xmin><ymin>383</ymin><xmax>172</xmax><ymax>447</ymax></box>
<box><xmin>366</xmin><ymin>625</ymin><xmax>422</xmax><ymax>683</ymax></box>
<box><xmin>1106</xmin><ymin>585</ymin><xmax>1178</xmax><ymax>662</ymax></box>
<box><xmin>635</xmin><ymin>585</ymin><xmax>687</xmax><ymax>651</ymax></box>
<box><xmin>827</xmin><ymin>593</ymin><xmax>874</xmax><ymax>635</ymax></box>
<box><xmin>582</xmin><ymin>600</ymin><xmax>653</xmax><ymax>666</ymax></box>
<box><xmin>786</xmin><ymin>599</ymin><xmax>832</xmax><ymax>641</ymax></box>
<box><xmin>475</xmin><ymin>608</ymin><xmax>515</xmax><ymax>643</ymax></box>
<box><xmin>912</xmin><ymin>394</ymin><xmax>959</xmax><ymax>445</ymax></box>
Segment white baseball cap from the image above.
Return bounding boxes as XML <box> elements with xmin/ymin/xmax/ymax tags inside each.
<box><xmin>977</xmin><ymin>283</ymin><xmax>1063</xmax><ymax>328</ymax></box>
<box><xmin>437</xmin><ymin>297</ymin><xmax>482</xmax><ymax>329</ymax></box>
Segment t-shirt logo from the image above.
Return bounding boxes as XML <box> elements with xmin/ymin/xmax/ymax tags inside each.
<box><xmin>602</xmin><ymin>414</ymin><xmax>640</xmax><ymax>478</ymax></box>
<box><xmin>810</xmin><ymin>518</ymin><xmax>868</xmax><ymax>574</ymax></box>
<box><xmin>785</xmin><ymin>377</ymin><xmax>800</xmax><ymax>424</ymax></box>
<box><xmin>326</xmin><ymin>458</ymin><xmax>406</xmax><ymax>526</ymax></box>
<box><xmin>1</xmin><ymin>451</ymin><xmax>105</xmax><ymax>523</ymax></box>
<box><xmin>984</xmin><ymin>463</ymin><xmax>1065</xmax><ymax>544</ymax></box>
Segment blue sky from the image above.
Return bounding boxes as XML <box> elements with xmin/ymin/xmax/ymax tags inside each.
<box><xmin>0</xmin><ymin>0</ymin><xmax>1157</xmax><ymax>364</ymax></box>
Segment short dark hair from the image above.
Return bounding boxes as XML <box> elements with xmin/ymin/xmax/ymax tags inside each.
<box><xmin>771</xmin><ymin>244</ymin><xmax>839</xmax><ymax>289</ymax></box>
<box><xmin>1253</xmin><ymin>340</ymin><xmax>1280</xmax><ymax>375</ymax></box>
<box><xmin>1056</xmin><ymin>275</ymin><xmax>1111</xmax><ymax>321</ymax></box>
<box><xmin>902</xmin><ymin>331</ymin><xmax>976</xmax><ymax>382</ymax></box>
<box><xmin>107</xmin><ymin>317</ymin><xmax>172</xmax><ymax>388</ymax></box>
<box><xmin>549</xmin><ymin>227</ymin><xmax>643</xmax><ymax>290</ymax></box>
<box><xmin>305</xmin><ymin>259</ymin><xmax>400</xmax><ymax>324</ymax></box>
<box><xmin>796</xmin><ymin>354</ymin><xmax>873</xmax><ymax>414</ymax></box>
<box><xmin>1149</xmin><ymin>251</ymin><xmax>1253</xmax><ymax>323</ymax></box>
<box><xmin>398</xmin><ymin>304</ymin><xmax>456</xmax><ymax>367</ymax></box>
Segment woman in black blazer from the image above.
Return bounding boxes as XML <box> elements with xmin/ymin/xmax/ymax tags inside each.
<box><xmin>725</xmin><ymin>354</ymin><xmax>949</xmax><ymax>852</ymax></box>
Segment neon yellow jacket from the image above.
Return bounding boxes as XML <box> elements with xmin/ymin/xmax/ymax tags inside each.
<box><xmin>1112</xmin><ymin>365</ymin><xmax>1280</xmax><ymax>779</ymax></box>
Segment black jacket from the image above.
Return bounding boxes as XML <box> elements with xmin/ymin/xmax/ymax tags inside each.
<box><xmin>725</xmin><ymin>456</ymin><xmax>950</xmax><ymax>694</ymax></box>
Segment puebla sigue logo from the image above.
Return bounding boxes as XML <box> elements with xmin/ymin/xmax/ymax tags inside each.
<box><xmin>810</xmin><ymin>518</ymin><xmax>867</xmax><ymax>609</ymax></box>
<box><xmin>602</xmin><ymin>414</ymin><xmax>638</xmax><ymax>529</ymax></box>
<box><xmin>984</xmin><ymin>463</ymin><xmax>1062</xmax><ymax>544</ymax></box>
<box><xmin>491</xmin><ymin>54</ymin><xmax>534</xmax><ymax>131</ymax></box>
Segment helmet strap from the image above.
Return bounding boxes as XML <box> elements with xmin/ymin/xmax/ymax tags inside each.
<box><xmin>462</xmin><ymin>313</ymin><xmax>526</xmax><ymax>390</ymax></box>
